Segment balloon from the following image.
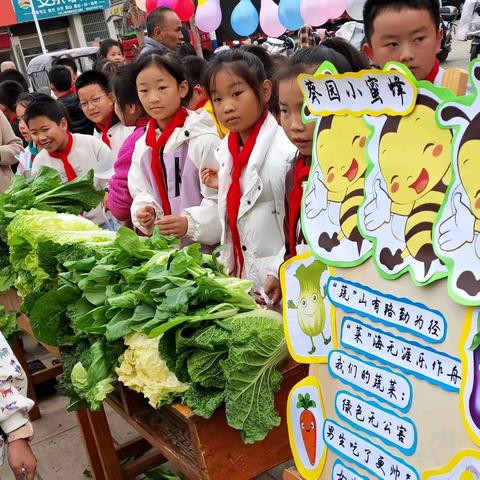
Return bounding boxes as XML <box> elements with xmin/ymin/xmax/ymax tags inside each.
<box><xmin>172</xmin><ymin>0</ymin><xmax>194</xmax><ymax>21</ymax></box>
<box><xmin>346</xmin><ymin>0</ymin><xmax>366</xmax><ymax>21</ymax></box>
<box><xmin>231</xmin><ymin>0</ymin><xmax>259</xmax><ymax>37</ymax></box>
<box><xmin>146</xmin><ymin>0</ymin><xmax>157</xmax><ymax>13</ymax></box>
<box><xmin>278</xmin><ymin>0</ymin><xmax>304</xmax><ymax>31</ymax></box>
<box><xmin>156</xmin><ymin>0</ymin><xmax>174</xmax><ymax>7</ymax></box>
<box><xmin>260</xmin><ymin>0</ymin><xmax>286</xmax><ymax>37</ymax></box>
<box><xmin>135</xmin><ymin>0</ymin><xmax>147</xmax><ymax>11</ymax></box>
<box><xmin>301</xmin><ymin>0</ymin><xmax>347</xmax><ymax>25</ymax></box>
<box><xmin>195</xmin><ymin>0</ymin><xmax>222</xmax><ymax>33</ymax></box>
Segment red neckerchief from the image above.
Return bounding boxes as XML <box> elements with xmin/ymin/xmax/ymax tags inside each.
<box><xmin>425</xmin><ymin>59</ymin><xmax>440</xmax><ymax>83</ymax></box>
<box><xmin>49</xmin><ymin>131</ymin><xmax>76</xmax><ymax>181</ymax></box>
<box><xmin>195</xmin><ymin>97</ymin><xmax>208</xmax><ymax>110</ymax></box>
<box><xmin>8</xmin><ymin>113</ymin><xmax>17</xmax><ymax>124</ymax></box>
<box><xmin>135</xmin><ymin>117</ymin><xmax>149</xmax><ymax>129</ymax></box>
<box><xmin>96</xmin><ymin>111</ymin><xmax>113</xmax><ymax>148</ymax></box>
<box><xmin>226</xmin><ymin>109</ymin><xmax>268</xmax><ymax>277</ymax></box>
<box><xmin>58</xmin><ymin>86</ymin><xmax>76</xmax><ymax>98</ymax></box>
<box><xmin>289</xmin><ymin>155</ymin><xmax>310</xmax><ymax>257</ymax></box>
<box><xmin>145</xmin><ymin>108</ymin><xmax>188</xmax><ymax>216</ymax></box>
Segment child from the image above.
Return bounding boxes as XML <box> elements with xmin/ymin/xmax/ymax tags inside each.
<box><xmin>181</xmin><ymin>55</ymin><xmax>228</xmax><ymax>139</ymax></box>
<box><xmin>129</xmin><ymin>52</ymin><xmax>221</xmax><ymax>245</ymax></box>
<box><xmin>277</xmin><ymin>41</ymin><xmax>370</xmax><ymax>262</ymax></box>
<box><xmin>99</xmin><ymin>39</ymin><xmax>125</xmax><ymax>67</ymax></box>
<box><xmin>48</xmin><ymin>66</ymin><xmax>93</xmax><ymax>135</ymax></box>
<box><xmin>362</xmin><ymin>0</ymin><xmax>444</xmax><ymax>84</ymax></box>
<box><xmin>25</xmin><ymin>96</ymin><xmax>114</xmax><ymax>225</ymax></box>
<box><xmin>200</xmin><ymin>49</ymin><xmax>297</xmax><ymax>302</ymax></box>
<box><xmin>52</xmin><ymin>56</ymin><xmax>78</xmax><ymax>85</ymax></box>
<box><xmin>108</xmin><ymin>65</ymin><xmax>149</xmax><ymax>224</ymax></box>
<box><xmin>76</xmin><ymin>70</ymin><xmax>132</xmax><ymax>160</ymax></box>
<box><xmin>0</xmin><ymin>80</ymin><xmax>25</xmax><ymax>144</ymax></box>
<box><xmin>0</xmin><ymin>331</ymin><xmax>37</xmax><ymax>480</ymax></box>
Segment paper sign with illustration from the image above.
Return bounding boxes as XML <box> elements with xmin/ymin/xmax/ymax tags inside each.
<box><xmin>300</xmin><ymin>63</ymin><xmax>416</xmax><ymax>268</ymax></box>
<box><xmin>287</xmin><ymin>376</ymin><xmax>327</xmax><ymax>479</ymax></box>
<box><xmin>280</xmin><ymin>253</ymin><xmax>336</xmax><ymax>363</ymax></box>
<box><xmin>435</xmin><ymin>61</ymin><xmax>480</xmax><ymax>305</ymax></box>
<box><xmin>359</xmin><ymin>70</ymin><xmax>455</xmax><ymax>286</ymax></box>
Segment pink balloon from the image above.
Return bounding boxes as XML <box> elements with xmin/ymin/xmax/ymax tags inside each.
<box><xmin>260</xmin><ymin>0</ymin><xmax>286</xmax><ymax>37</ymax></box>
<box><xmin>156</xmin><ymin>0</ymin><xmax>174</xmax><ymax>7</ymax></box>
<box><xmin>195</xmin><ymin>0</ymin><xmax>222</xmax><ymax>33</ymax></box>
<box><xmin>301</xmin><ymin>0</ymin><xmax>347</xmax><ymax>25</ymax></box>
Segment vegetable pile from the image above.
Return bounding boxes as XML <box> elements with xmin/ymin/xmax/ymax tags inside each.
<box><xmin>0</xmin><ymin>170</ymin><xmax>289</xmax><ymax>444</ymax></box>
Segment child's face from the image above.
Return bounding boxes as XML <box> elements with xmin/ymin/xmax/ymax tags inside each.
<box><xmin>16</xmin><ymin>104</ymin><xmax>31</xmax><ymax>142</ymax></box>
<box><xmin>106</xmin><ymin>46</ymin><xmax>124</xmax><ymax>66</ymax></box>
<box><xmin>28</xmin><ymin>115</ymin><xmax>68</xmax><ymax>153</ymax></box>
<box><xmin>78</xmin><ymin>83</ymin><xmax>114</xmax><ymax>125</ymax></box>
<box><xmin>113</xmin><ymin>96</ymin><xmax>140</xmax><ymax>127</ymax></box>
<box><xmin>210</xmin><ymin>68</ymin><xmax>271</xmax><ymax>140</ymax></box>
<box><xmin>364</xmin><ymin>7</ymin><xmax>442</xmax><ymax>81</ymax></box>
<box><xmin>279</xmin><ymin>77</ymin><xmax>315</xmax><ymax>157</ymax></box>
<box><xmin>136</xmin><ymin>65</ymin><xmax>188</xmax><ymax>128</ymax></box>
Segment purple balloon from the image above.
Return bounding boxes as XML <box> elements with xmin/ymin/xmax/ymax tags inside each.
<box><xmin>157</xmin><ymin>0</ymin><xmax>174</xmax><ymax>8</ymax></box>
<box><xmin>195</xmin><ymin>0</ymin><xmax>222</xmax><ymax>33</ymax></box>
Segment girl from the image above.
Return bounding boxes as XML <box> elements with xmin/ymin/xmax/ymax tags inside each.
<box><xmin>99</xmin><ymin>39</ymin><xmax>124</xmax><ymax>67</ymax></box>
<box><xmin>199</xmin><ymin>49</ymin><xmax>297</xmax><ymax>303</ymax></box>
<box><xmin>15</xmin><ymin>93</ymin><xmax>42</xmax><ymax>178</ymax></box>
<box><xmin>278</xmin><ymin>40</ymin><xmax>370</xmax><ymax>261</ymax></box>
<box><xmin>129</xmin><ymin>52</ymin><xmax>221</xmax><ymax>246</ymax></box>
<box><xmin>108</xmin><ymin>65</ymin><xmax>149</xmax><ymax>224</ymax></box>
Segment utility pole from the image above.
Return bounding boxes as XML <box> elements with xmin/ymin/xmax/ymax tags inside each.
<box><xmin>30</xmin><ymin>0</ymin><xmax>47</xmax><ymax>54</ymax></box>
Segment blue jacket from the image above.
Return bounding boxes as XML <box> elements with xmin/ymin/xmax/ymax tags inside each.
<box><xmin>141</xmin><ymin>37</ymin><xmax>173</xmax><ymax>56</ymax></box>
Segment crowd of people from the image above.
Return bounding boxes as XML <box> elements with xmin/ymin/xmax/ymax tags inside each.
<box><xmin>0</xmin><ymin>0</ymin><xmax>447</xmax><ymax>477</ymax></box>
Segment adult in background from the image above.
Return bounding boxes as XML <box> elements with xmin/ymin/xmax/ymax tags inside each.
<box><xmin>0</xmin><ymin>111</ymin><xmax>23</xmax><ymax>191</ymax></box>
<box><xmin>48</xmin><ymin>66</ymin><xmax>93</xmax><ymax>135</ymax></box>
<box><xmin>0</xmin><ymin>61</ymin><xmax>16</xmax><ymax>72</ymax></box>
<box><xmin>142</xmin><ymin>7</ymin><xmax>184</xmax><ymax>55</ymax></box>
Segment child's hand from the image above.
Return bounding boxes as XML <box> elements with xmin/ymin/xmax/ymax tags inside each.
<box><xmin>156</xmin><ymin>215</ymin><xmax>188</xmax><ymax>238</ymax></box>
<box><xmin>264</xmin><ymin>275</ymin><xmax>282</xmax><ymax>305</ymax></box>
<box><xmin>201</xmin><ymin>167</ymin><xmax>219</xmax><ymax>190</ymax></box>
<box><xmin>136</xmin><ymin>205</ymin><xmax>156</xmax><ymax>230</ymax></box>
<box><xmin>8</xmin><ymin>438</ymin><xmax>37</xmax><ymax>480</ymax></box>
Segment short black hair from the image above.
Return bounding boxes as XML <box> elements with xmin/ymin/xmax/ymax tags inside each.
<box><xmin>48</xmin><ymin>65</ymin><xmax>73</xmax><ymax>92</ymax></box>
<box><xmin>24</xmin><ymin>95</ymin><xmax>70</xmax><ymax>126</ymax></box>
<box><xmin>181</xmin><ymin>55</ymin><xmax>207</xmax><ymax>105</ymax></box>
<box><xmin>132</xmin><ymin>51</ymin><xmax>186</xmax><ymax>86</ymax></box>
<box><xmin>99</xmin><ymin>39</ymin><xmax>124</xmax><ymax>59</ymax></box>
<box><xmin>0</xmin><ymin>70</ymin><xmax>28</xmax><ymax>92</ymax></box>
<box><xmin>146</xmin><ymin>7</ymin><xmax>173</xmax><ymax>38</ymax></box>
<box><xmin>363</xmin><ymin>0</ymin><xmax>440</xmax><ymax>43</ymax></box>
<box><xmin>75</xmin><ymin>69</ymin><xmax>111</xmax><ymax>94</ymax></box>
<box><xmin>0</xmin><ymin>80</ymin><xmax>25</xmax><ymax>111</ymax></box>
<box><xmin>111</xmin><ymin>64</ymin><xmax>144</xmax><ymax>115</ymax></box>
<box><xmin>52</xmin><ymin>56</ymin><xmax>78</xmax><ymax>74</ymax></box>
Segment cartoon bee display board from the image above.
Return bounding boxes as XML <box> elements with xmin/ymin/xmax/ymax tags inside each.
<box><xmin>299</xmin><ymin>62</ymin><xmax>417</xmax><ymax>269</ymax></box>
<box><xmin>434</xmin><ymin>61</ymin><xmax>480</xmax><ymax>305</ymax></box>
<box><xmin>358</xmin><ymin>72</ymin><xmax>455</xmax><ymax>287</ymax></box>
<box><xmin>280</xmin><ymin>253</ymin><xmax>337</xmax><ymax>363</ymax></box>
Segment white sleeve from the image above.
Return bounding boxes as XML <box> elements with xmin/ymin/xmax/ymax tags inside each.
<box><xmin>93</xmin><ymin>139</ymin><xmax>114</xmax><ymax>189</ymax></box>
<box><xmin>0</xmin><ymin>333</ymin><xmax>34</xmax><ymax>434</ymax></box>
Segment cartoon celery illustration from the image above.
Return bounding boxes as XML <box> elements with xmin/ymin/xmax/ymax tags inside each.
<box><xmin>288</xmin><ymin>261</ymin><xmax>331</xmax><ymax>354</ymax></box>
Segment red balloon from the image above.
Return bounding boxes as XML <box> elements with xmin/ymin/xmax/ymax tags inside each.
<box><xmin>146</xmin><ymin>0</ymin><xmax>157</xmax><ymax>12</ymax></box>
<box><xmin>172</xmin><ymin>0</ymin><xmax>195</xmax><ymax>21</ymax></box>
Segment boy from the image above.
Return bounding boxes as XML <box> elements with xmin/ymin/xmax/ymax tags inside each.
<box><xmin>48</xmin><ymin>66</ymin><xmax>93</xmax><ymax>136</ymax></box>
<box><xmin>52</xmin><ymin>56</ymin><xmax>78</xmax><ymax>85</ymax></box>
<box><xmin>362</xmin><ymin>0</ymin><xmax>444</xmax><ymax>84</ymax></box>
<box><xmin>0</xmin><ymin>80</ymin><xmax>25</xmax><ymax>143</ymax></box>
<box><xmin>25</xmin><ymin>96</ymin><xmax>114</xmax><ymax>225</ymax></box>
<box><xmin>76</xmin><ymin>70</ymin><xmax>132</xmax><ymax>160</ymax></box>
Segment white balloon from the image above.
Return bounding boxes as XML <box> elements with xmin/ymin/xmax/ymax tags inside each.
<box><xmin>346</xmin><ymin>0</ymin><xmax>366</xmax><ymax>21</ymax></box>
<box><xmin>136</xmin><ymin>0</ymin><xmax>147</xmax><ymax>11</ymax></box>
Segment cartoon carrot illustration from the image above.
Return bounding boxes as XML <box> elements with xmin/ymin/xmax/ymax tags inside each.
<box><xmin>297</xmin><ymin>393</ymin><xmax>317</xmax><ymax>466</ymax></box>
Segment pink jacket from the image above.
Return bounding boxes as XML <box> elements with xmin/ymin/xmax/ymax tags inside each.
<box><xmin>108</xmin><ymin>124</ymin><xmax>147</xmax><ymax>222</ymax></box>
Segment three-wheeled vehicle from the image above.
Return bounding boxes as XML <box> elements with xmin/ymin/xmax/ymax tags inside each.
<box><xmin>26</xmin><ymin>47</ymin><xmax>99</xmax><ymax>91</ymax></box>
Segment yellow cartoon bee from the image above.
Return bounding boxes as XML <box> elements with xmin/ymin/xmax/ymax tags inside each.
<box><xmin>304</xmin><ymin>115</ymin><xmax>371</xmax><ymax>259</ymax></box>
<box><xmin>363</xmin><ymin>94</ymin><xmax>452</xmax><ymax>279</ymax></box>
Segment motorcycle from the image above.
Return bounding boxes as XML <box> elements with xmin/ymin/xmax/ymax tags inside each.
<box><xmin>468</xmin><ymin>1</ymin><xmax>480</xmax><ymax>60</ymax></box>
<box><xmin>438</xmin><ymin>5</ymin><xmax>459</xmax><ymax>62</ymax></box>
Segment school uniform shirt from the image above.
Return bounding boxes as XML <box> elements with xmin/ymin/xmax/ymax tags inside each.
<box><xmin>129</xmin><ymin>109</ymin><xmax>221</xmax><ymax>243</ymax></box>
<box><xmin>93</xmin><ymin>121</ymin><xmax>133</xmax><ymax>162</ymax></box>
<box><xmin>188</xmin><ymin>112</ymin><xmax>297</xmax><ymax>290</ymax></box>
<box><xmin>0</xmin><ymin>332</ymin><xmax>35</xmax><ymax>466</ymax></box>
<box><xmin>15</xmin><ymin>143</ymin><xmax>38</xmax><ymax>179</ymax></box>
<box><xmin>32</xmin><ymin>133</ymin><xmax>114</xmax><ymax>225</ymax></box>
